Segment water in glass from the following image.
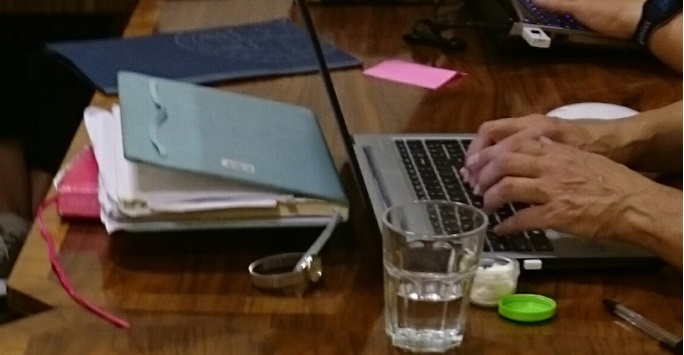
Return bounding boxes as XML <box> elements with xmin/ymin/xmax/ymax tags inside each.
<box><xmin>384</xmin><ymin>243</ymin><xmax>476</xmax><ymax>352</ymax></box>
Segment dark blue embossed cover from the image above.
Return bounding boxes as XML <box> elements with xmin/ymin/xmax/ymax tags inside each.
<box><xmin>47</xmin><ymin>18</ymin><xmax>361</xmax><ymax>94</ymax></box>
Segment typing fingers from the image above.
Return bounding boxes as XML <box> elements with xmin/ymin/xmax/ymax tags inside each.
<box><xmin>493</xmin><ymin>204</ymin><xmax>550</xmax><ymax>235</ymax></box>
<box><xmin>473</xmin><ymin>152</ymin><xmax>541</xmax><ymax>195</ymax></box>
<box><xmin>465</xmin><ymin>126</ymin><xmax>501</xmax><ymax>168</ymax></box>
<box><xmin>481</xmin><ymin>176</ymin><xmax>547</xmax><ymax>214</ymax></box>
<box><xmin>464</xmin><ymin>135</ymin><xmax>548</xmax><ymax>188</ymax></box>
<box><xmin>466</xmin><ymin>114</ymin><xmax>551</xmax><ymax>159</ymax></box>
<box><xmin>466</xmin><ymin>118</ymin><xmax>523</xmax><ymax>163</ymax></box>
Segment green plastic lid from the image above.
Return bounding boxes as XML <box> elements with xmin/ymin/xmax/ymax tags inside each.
<box><xmin>497</xmin><ymin>294</ymin><xmax>557</xmax><ymax>322</ymax></box>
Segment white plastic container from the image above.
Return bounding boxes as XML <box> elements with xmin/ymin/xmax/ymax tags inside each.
<box><xmin>470</xmin><ymin>257</ymin><xmax>520</xmax><ymax>307</ymax></box>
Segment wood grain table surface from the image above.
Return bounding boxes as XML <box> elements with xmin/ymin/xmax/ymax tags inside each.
<box><xmin>3</xmin><ymin>1</ymin><xmax>682</xmax><ymax>354</ymax></box>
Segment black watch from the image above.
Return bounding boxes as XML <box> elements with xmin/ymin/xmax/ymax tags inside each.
<box><xmin>633</xmin><ymin>0</ymin><xmax>683</xmax><ymax>46</ymax></box>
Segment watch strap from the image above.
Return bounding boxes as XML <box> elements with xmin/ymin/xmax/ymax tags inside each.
<box><xmin>248</xmin><ymin>252</ymin><xmax>319</xmax><ymax>290</ymax></box>
<box><xmin>634</xmin><ymin>0</ymin><xmax>683</xmax><ymax>46</ymax></box>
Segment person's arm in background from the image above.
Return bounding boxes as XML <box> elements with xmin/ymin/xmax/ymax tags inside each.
<box><xmin>533</xmin><ymin>0</ymin><xmax>682</xmax><ymax>72</ymax></box>
<box><xmin>647</xmin><ymin>12</ymin><xmax>682</xmax><ymax>72</ymax></box>
<box><xmin>458</xmin><ymin>0</ymin><xmax>684</xmax><ymax>269</ymax></box>
<box><xmin>463</xmin><ymin>0</ymin><xmax>683</xmax><ymax>176</ymax></box>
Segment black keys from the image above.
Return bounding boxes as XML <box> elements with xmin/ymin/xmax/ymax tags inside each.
<box><xmin>487</xmin><ymin>231</ymin><xmax>511</xmax><ymax>251</ymax></box>
<box><xmin>509</xmin><ymin>234</ymin><xmax>533</xmax><ymax>252</ymax></box>
<box><xmin>495</xmin><ymin>203</ymin><xmax>515</xmax><ymax>221</ymax></box>
<box><xmin>527</xmin><ymin>229</ymin><xmax>553</xmax><ymax>251</ymax></box>
<box><xmin>397</xmin><ymin>141</ymin><xmax>427</xmax><ymax>200</ymax></box>
<box><xmin>486</xmin><ymin>230</ymin><xmax>553</xmax><ymax>253</ymax></box>
<box><xmin>518</xmin><ymin>0</ymin><xmax>584</xmax><ymax>30</ymax></box>
<box><xmin>396</xmin><ymin>138</ymin><xmax>554</xmax><ymax>253</ymax></box>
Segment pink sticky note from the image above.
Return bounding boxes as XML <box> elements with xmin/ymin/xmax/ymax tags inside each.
<box><xmin>362</xmin><ymin>60</ymin><xmax>462</xmax><ymax>89</ymax></box>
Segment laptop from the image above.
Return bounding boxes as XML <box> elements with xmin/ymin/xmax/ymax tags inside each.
<box><xmin>295</xmin><ymin>0</ymin><xmax>659</xmax><ymax>271</ymax></box>
<box><xmin>463</xmin><ymin>0</ymin><xmax>640</xmax><ymax>50</ymax></box>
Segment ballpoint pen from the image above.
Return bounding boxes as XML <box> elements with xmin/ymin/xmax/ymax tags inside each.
<box><xmin>603</xmin><ymin>299</ymin><xmax>682</xmax><ymax>353</ymax></box>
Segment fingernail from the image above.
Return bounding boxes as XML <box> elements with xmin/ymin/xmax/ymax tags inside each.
<box><xmin>460</xmin><ymin>168</ymin><xmax>469</xmax><ymax>183</ymax></box>
<box><xmin>468</xmin><ymin>174</ymin><xmax>477</xmax><ymax>188</ymax></box>
<box><xmin>465</xmin><ymin>153</ymin><xmax>479</xmax><ymax>168</ymax></box>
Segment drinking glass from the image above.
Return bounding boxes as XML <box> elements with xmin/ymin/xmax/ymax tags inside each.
<box><xmin>382</xmin><ymin>200</ymin><xmax>488</xmax><ymax>352</ymax></box>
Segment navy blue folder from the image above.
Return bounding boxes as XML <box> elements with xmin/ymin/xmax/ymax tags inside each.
<box><xmin>47</xmin><ymin>18</ymin><xmax>362</xmax><ymax>94</ymax></box>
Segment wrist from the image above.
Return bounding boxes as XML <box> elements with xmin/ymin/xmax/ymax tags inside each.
<box><xmin>569</xmin><ymin>119</ymin><xmax>645</xmax><ymax>164</ymax></box>
<box><xmin>648</xmin><ymin>13</ymin><xmax>683</xmax><ymax>71</ymax></box>
<box><xmin>618</xmin><ymin>187</ymin><xmax>682</xmax><ymax>262</ymax></box>
<box><xmin>602</xmin><ymin>115</ymin><xmax>655</xmax><ymax>166</ymax></box>
<box><xmin>617</xmin><ymin>5</ymin><xmax>644</xmax><ymax>39</ymax></box>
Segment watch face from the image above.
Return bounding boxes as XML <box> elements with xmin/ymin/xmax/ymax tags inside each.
<box><xmin>644</xmin><ymin>0</ymin><xmax>682</xmax><ymax>14</ymax></box>
<box><xmin>637</xmin><ymin>0</ymin><xmax>682</xmax><ymax>45</ymax></box>
<box><xmin>653</xmin><ymin>0</ymin><xmax>677</xmax><ymax>13</ymax></box>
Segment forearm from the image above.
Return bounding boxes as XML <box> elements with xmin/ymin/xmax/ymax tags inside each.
<box><xmin>610</xmin><ymin>101</ymin><xmax>683</xmax><ymax>172</ymax></box>
<box><xmin>648</xmin><ymin>13</ymin><xmax>682</xmax><ymax>73</ymax></box>
<box><xmin>618</xmin><ymin>185</ymin><xmax>682</xmax><ymax>270</ymax></box>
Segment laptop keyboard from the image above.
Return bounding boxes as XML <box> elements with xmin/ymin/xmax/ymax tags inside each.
<box><xmin>516</xmin><ymin>0</ymin><xmax>585</xmax><ymax>30</ymax></box>
<box><xmin>395</xmin><ymin>138</ymin><xmax>553</xmax><ymax>253</ymax></box>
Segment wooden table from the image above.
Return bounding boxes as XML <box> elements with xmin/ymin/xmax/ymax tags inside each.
<box><xmin>3</xmin><ymin>1</ymin><xmax>682</xmax><ymax>353</ymax></box>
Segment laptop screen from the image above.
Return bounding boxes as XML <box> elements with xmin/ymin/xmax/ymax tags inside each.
<box><xmin>293</xmin><ymin>0</ymin><xmax>378</xmax><ymax>224</ymax></box>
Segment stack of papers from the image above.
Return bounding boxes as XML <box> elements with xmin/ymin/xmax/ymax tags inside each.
<box><xmin>83</xmin><ymin>72</ymin><xmax>349</xmax><ymax>233</ymax></box>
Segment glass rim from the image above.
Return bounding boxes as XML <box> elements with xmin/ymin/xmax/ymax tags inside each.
<box><xmin>382</xmin><ymin>200</ymin><xmax>489</xmax><ymax>240</ymax></box>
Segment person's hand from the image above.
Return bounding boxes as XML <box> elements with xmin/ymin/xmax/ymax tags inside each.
<box><xmin>532</xmin><ymin>0</ymin><xmax>645</xmax><ymax>39</ymax></box>
<box><xmin>464</xmin><ymin>136</ymin><xmax>669</xmax><ymax>241</ymax></box>
<box><xmin>462</xmin><ymin>114</ymin><xmax>615</xmax><ymax>186</ymax></box>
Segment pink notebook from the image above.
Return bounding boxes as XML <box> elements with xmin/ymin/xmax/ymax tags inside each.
<box><xmin>56</xmin><ymin>145</ymin><xmax>100</xmax><ymax>219</ymax></box>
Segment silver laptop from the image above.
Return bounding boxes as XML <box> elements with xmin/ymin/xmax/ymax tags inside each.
<box><xmin>352</xmin><ymin>134</ymin><xmax>659</xmax><ymax>271</ymax></box>
<box><xmin>464</xmin><ymin>0</ymin><xmax>639</xmax><ymax>50</ymax></box>
<box><xmin>296</xmin><ymin>0</ymin><xmax>657</xmax><ymax>271</ymax></box>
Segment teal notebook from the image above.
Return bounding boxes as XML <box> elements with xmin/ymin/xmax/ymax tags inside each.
<box><xmin>117</xmin><ymin>71</ymin><xmax>347</xmax><ymax>205</ymax></box>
